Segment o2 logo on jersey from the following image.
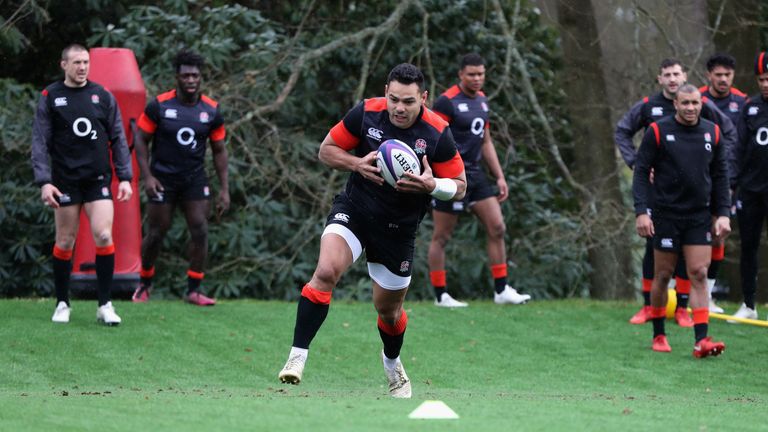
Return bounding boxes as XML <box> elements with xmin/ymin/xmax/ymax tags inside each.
<box><xmin>177</xmin><ymin>127</ymin><xmax>198</xmax><ymax>149</ymax></box>
<box><xmin>756</xmin><ymin>127</ymin><xmax>768</xmax><ymax>146</ymax></box>
<box><xmin>470</xmin><ymin>117</ymin><xmax>485</xmax><ymax>137</ymax></box>
<box><xmin>72</xmin><ymin>117</ymin><xmax>97</xmax><ymax>140</ymax></box>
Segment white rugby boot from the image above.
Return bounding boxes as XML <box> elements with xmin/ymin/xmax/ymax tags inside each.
<box><xmin>707</xmin><ymin>279</ymin><xmax>724</xmax><ymax>313</ymax></box>
<box><xmin>494</xmin><ymin>285</ymin><xmax>531</xmax><ymax>304</ymax></box>
<box><xmin>727</xmin><ymin>303</ymin><xmax>757</xmax><ymax>323</ymax></box>
<box><xmin>279</xmin><ymin>349</ymin><xmax>307</xmax><ymax>385</ymax></box>
<box><xmin>52</xmin><ymin>301</ymin><xmax>70</xmax><ymax>323</ymax></box>
<box><xmin>382</xmin><ymin>351</ymin><xmax>411</xmax><ymax>398</ymax></box>
<box><xmin>435</xmin><ymin>292</ymin><xmax>468</xmax><ymax>308</ymax></box>
<box><xmin>96</xmin><ymin>302</ymin><xmax>121</xmax><ymax>326</ymax></box>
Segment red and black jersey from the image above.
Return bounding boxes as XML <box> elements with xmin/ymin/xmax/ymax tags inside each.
<box><xmin>633</xmin><ymin>116</ymin><xmax>730</xmax><ymax>218</ymax></box>
<box><xmin>137</xmin><ymin>89</ymin><xmax>225</xmax><ymax>176</ymax></box>
<box><xmin>699</xmin><ymin>85</ymin><xmax>748</xmax><ymax>128</ymax></box>
<box><xmin>735</xmin><ymin>95</ymin><xmax>768</xmax><ymax>193</ymax></box>
<box><xmin>31</xmin><ymin>80</ymin><xmax>132</xmax><ymax>185</ymax></box>
<box><xmin>329</xmin><ymin>97</ymin><xmax>464</xmax><ymax>228</ymax></box>
<box><xmin>431</xmin><ymin>85</ymin><xmax>489</xmax><ymax>172</ymax></box>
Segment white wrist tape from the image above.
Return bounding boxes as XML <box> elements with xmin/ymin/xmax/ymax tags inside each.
<box><xmin>430</xmin><ymin>178</ymin><xmax>458</xmax><ymax>200</ymax></box>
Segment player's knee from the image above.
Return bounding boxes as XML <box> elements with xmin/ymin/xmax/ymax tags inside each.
<box><xmin>432</xmin><ymin>232</ymin><xmax>452</xmax><ymax>248</ymax></box>
<box><xmin>55</xmin><ymin>235</ymin><xmax>76</xmax><ymax>250</ymax></box>
<box><xmin>189</xmin><ymin>224</ymin><xmax>208</xmax><ymax>244</ymax></box>
<box><xmin>688</xmin><ymin>265</ymin><xmax>708</xmax><ymax>282</ymax></box>
<box><xmin>486</xmin><ymin>220</ymin><xmax>506</xmax><ymax>240</ymax></box>
<box><xmin>655</xmin><ymin>268</ymin><xmax>674</xmax><ymax>283</ymax></box>
<box><xmin>375</xmin><ymin>305</ymin><xmax>401</xmax><ymax>325</ymax></box>
<box><xmin>312</xmin><ymin>264</ymin><xmax>341</xmax><ymax>288</ymax></box>
<box><xmin>94</xmin><ymin>229</ymin><xmax>112</xmax><ymax>246</ymax></box>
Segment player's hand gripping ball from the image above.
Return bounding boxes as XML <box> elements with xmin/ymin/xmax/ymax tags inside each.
<box><xmin>375</xmin><ymin>139</ymin><xmax>421</xmax><ymax>188</ymax></box>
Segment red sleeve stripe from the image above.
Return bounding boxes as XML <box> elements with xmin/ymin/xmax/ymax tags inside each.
<box><xmin>140</xmin><ymin>266</ymin><xmax>155</xmax><ymax>278</ymax></box>
<box><xmin>42</xmin><ymin>89</ymin><xmax>48</xmax><ymax>96</ymax></box>
<box><xmin>715</xmin><ymin>124</ymin><xmax>720</xmax><ymax>145</ymax></box>
<box><xmin>329</xmin><ymin>121</ymin><xmax>359</xmax><ymax>151</ymax></box>
<box><xmin>642</xmin><ymin>96</ymin><xmax>649</xmax><ymax>103</ymax></box>
<box><xmin>443</xmin><ymin>85</ymin><xmax>461</xmax><ymax>99</ymax></box>
<box><xmin>157</xmin><ymin>89</ymin><xmax>176</xmax><ymax>102</ymax></box>
<box><xmin>433</xmin><ymin>110</ymin><xmax>450</xmax><ymax>122</ymax></box>
<box><xmin>432</xmin><ymin>152</ymin><xmax>464</xmax><ymax>179</ymax></box>
<box><xmin>210</xmin><ymin>125</ymin><xmax>226</xmax><ymax>142</ymax></box>
<box><xmin>698</xmin><ymin>85</ymin><xmax>708</xmax><ymax>93</ymax></box>
<box><xmin>422</xmin><ymin>108</ymin><xmax>448</xmax><ymax>132</ymax></box>
<box><xmin>364</xmin><ymin>97</ymin><xmax>388</xmax><ymax>112</ymax></box>
<box><xmin>201</xmin><ymin>94</ymin><xmax>218</xmax><ymax>108</ymax></box>
<box><xmin>650</xmin><ymin>123</ymin><xmax>660</xmax><ymax>146</ymax></box>
<box><xmin>731</xmin><ymin>87</ymin><xmax>747</xmax><ymax>97</ymax></box>
<box><xmin>137</xmin><ymin>113</ymin><xmax>157</xmax><ymax>133</ymax></box>
<box><xmin>702</xmin><ymin>95</ymin><xmax>710</xmax><ymax>103</ymax></box>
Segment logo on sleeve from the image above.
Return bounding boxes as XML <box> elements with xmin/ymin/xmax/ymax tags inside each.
<box><xmin>199</xmin><ymin>112</ymin><xmax>209</xmax><ymax>123</ymax></box>
<box><xmin>54</xmin><ymin>97</ymin><xmax>68</xmax><ymax>107</ymax></box>
<box><xmin>651</xmin><ymin>107</ymin><xmax>664</xmax><ymax>116</ymax></box>
<box><xmin>165</xmin><ymin>109</ymin><xmax>178</xmax><ymax>119</ymax></box>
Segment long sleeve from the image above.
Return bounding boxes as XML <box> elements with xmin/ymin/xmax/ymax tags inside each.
<box><xmin>702</xmin><ymin>99</ymin><xmax>738</xmax><ymax>187</ymax></box>
<box><xmin>614</xmin><ymin>100</ymin><xmax>645</xmax><ymax>169</ymax></box>
<box><xmin>710</xmin><ymin>127</ymin><xmax>731</xmax><ymax>217</ymax></box>
<box><xmin>30</xmin><ymin>93</ymin><xmax>53</xmax><ymax>186</ymax></box>
<box><xmin>632</xmin><ymin>126</ymin><xmax>658</xmax><ymax>215</ymax></box>
<box><xmin>106</xmin><ymin>92</ymin><xmax>133</xmax><ymax>181</ymax></box>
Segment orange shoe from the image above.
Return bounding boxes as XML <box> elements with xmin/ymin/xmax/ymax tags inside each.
<box><xmin>629</xmin><ymin>306</ymin><xmax>651</xmax><ymax>324</ymax></box>
<box><xmin>652</xmin><ymin>335</ymin><xmax>671</xmax><ymax>352</ymax></box>
<box><xmin>674</xmin><ymin>308</ymin><xmax>694</xmax><ymax>327</ymax></box>
<box><xmin>693</xmin><ymin>337</ymin><xmax>725</xmax><ymax>358</ymax></box>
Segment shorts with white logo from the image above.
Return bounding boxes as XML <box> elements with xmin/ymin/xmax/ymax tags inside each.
<box><xmin>652</xmin><ymin>212</ymin><xmax>712</xmax><ymax>253</ymax></box>
<box><xmin>148</xmin><ymin>171</ymin><xmax>210</xmax><ymax>204</ymax></box>
<box><xmin>432</xmin><ymin>169</ymin><xmax>496</xmax><ymax>214</ymax></box>
<box><xmin>53</xmin><ymin>174</ymin><xmax>113</xmax><ymax>206</ymax></box>
<box><xmin>325</xmin><ymin>193</ymin><xmax>416</xmax><ymax>278</ymax></box>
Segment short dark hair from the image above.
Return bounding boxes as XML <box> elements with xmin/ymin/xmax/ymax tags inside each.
<box><xmin>387</xmin><ymin>63</ymin><xmax>425</xmax><ymax>91</ymax></box>
<box><xmin>676</xmin><ymin>83</ymin><xmax>700</xmax><ymax>98</ymax></box>
<box><xmin>659</xmin><ymin>58</ymin><xmax>685</xmax><ymax>73</ymax></box>
<box><xmin>61</xmin><ymin>44</ymin><xmax>87</xmax><ymax>61</ymax></box>
<box><xmin>174</xmin><ymin>49</ymin><xmax>205</xmax><ymax>73</ymax></box>
<box><xmin>706</xmin><ymin>53</ymin><xmax>736</xmax><ymax>71</ymax></box>
<box><xmin>460</xmin><ymin>53</ymin><xmax>485</xmax><ymax>70</ymax></box>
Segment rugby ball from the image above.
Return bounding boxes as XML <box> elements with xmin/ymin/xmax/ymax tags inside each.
<box><xmin>376</xmin><ymin>139</ymin><xmax>421</xmax><ymax>188</ymax></box>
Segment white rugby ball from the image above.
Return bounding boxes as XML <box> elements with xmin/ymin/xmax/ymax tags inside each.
<box><xmin>376</xmin><ymin>139</ymin><xmax>421</xmax><ymax>188</ymax></box>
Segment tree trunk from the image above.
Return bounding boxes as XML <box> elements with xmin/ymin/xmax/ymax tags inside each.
<box><xmin>556</xmin><ymin>0</ymin><xmax>634</xmax><ymax>299</ymax></box>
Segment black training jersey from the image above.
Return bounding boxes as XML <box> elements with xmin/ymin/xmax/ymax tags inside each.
<box><xmin>735</xmin><ymin>95</ymin><xmax>768</xmax><ymax>193</ymax></box>
<box><xmin>699</xmin><ymin>86</ymin><xmax>748</xmax><ymax>129</ymax></box>
<box><xmin>137</xmin><ymin>89</ymin><xmax>225</xmax><ymax>176</ymax></box>
<box><xmin>432</xmin><ymin>85</ymin><xmax>489</xmax><ymax>172</ymax></box>
<box><xmin>31</xmin><ymin>80</ymin><xmax>132</xmax><ymax>185</ymax></box>
<box><xmin>329</xmin><ymin>97</ymin><xmax>464</xmax><ymax>228</ymax></box>
<box><xmin>615</xmin><ymin>91</ymin><xmax>737</xmax><ymax>185</ymax></box>
<box><xmin>633</xmin><ymin>116</ymin><xmax>730</xmax><ymax>218</ymax></box>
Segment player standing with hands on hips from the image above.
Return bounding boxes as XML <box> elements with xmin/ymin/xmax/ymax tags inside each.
<box><xmin>428</xmin><ymin>53</ymin><xmax>530</xmax><ymax>307</ymax></box>
<box><xmin>278</xmin><ymin>63</ymin><xmax>466</xmax><ymax>398</ymax></box>
<box><xmin>131</xmin><ymin>49</ymin><xmax>228</xmax><ymax>306</ymax></box>
<box><xmin>31</xmin><ymin>44</ymin><xmax>133</xmax><ymax>325</ymax></box>
<box><xmin>633</xmin><ymin>84</ymin><xmax>730</xmax><ymax>357</ymax></box>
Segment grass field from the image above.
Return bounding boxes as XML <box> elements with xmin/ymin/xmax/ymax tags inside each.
<box><xmin>1</xmin><ymin>298</ymin><xmax>766</xmax><ymax>431</ymax></box>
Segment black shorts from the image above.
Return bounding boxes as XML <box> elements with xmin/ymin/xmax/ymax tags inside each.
<box><xmin>653</xmin><ymin>213</ymin><xmax>712</xmax><ymax>253</ymax></box>
<box><xmin>432</xmin><ymin>169</ymin><xmax>496</xmax><ymax>214</ymax></box>
<box><xmin>53</xmin><ymin>175</ymin><xmax>112</xmax><ymax>206</ymax></box>
<box><xmin>149</xmin><ymin>171</ymin><xmax>210</xmax><ymax>204</ymax></box>
<box><xmin>325</xmin><ymin>193</ymin><xmax>416</xmax><ymax>278</ymax></box>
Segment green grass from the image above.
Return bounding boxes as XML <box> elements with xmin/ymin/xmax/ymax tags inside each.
<box><xmin>1</xmin><ymin>298</ymin><xmax>766</xmax><ymax>431</ymax></box>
